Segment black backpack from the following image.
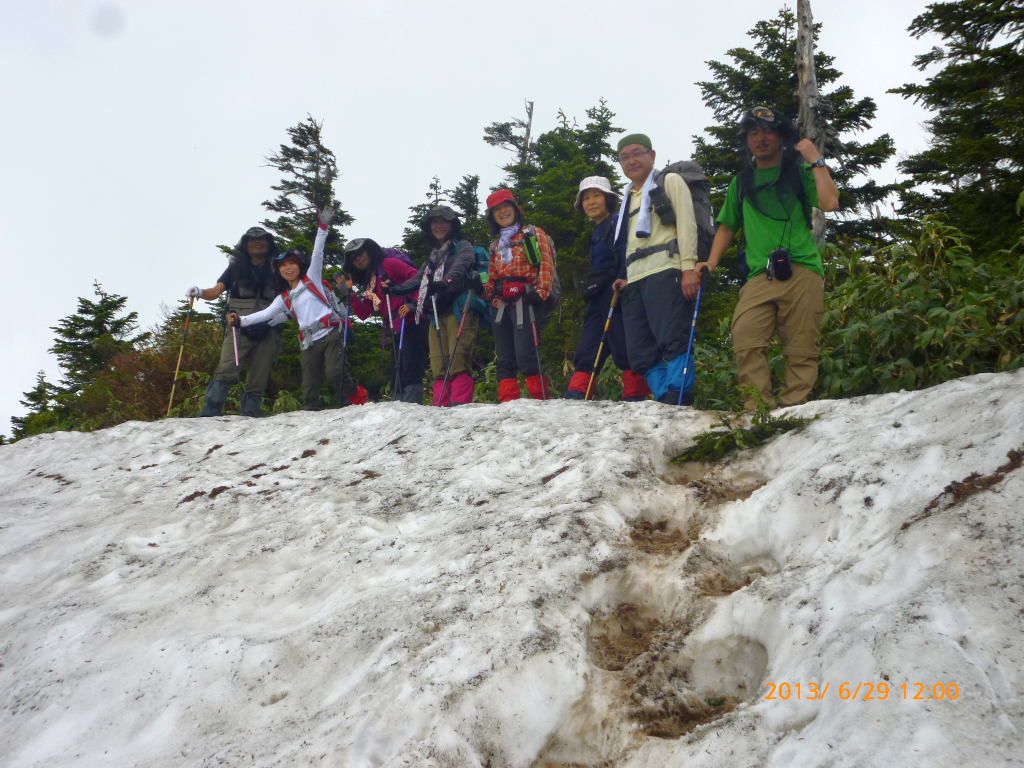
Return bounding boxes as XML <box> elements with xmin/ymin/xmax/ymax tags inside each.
<box><xmin>649</xmin><ymin>161</ymin><xmax>716</xmax><ymax>262</ymax></box>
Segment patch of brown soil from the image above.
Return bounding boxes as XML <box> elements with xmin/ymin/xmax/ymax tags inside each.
<box><xmin>688</xmin><ymin>477</ymin><xmax>767</xmax><ymax>505</ymax></box>
<box><xmin>588</xmin><ymin>605</ymin><xmax>664</xmax><ymax>672</ymax></box>
<box><xmin>629</xmin><ymin>519</ymin><xmax>698</xmax><ymax>555</ymax></box>
<box><xmin>696</xmin><ymin>568</ymin><xmax>764</xmax><ymax>597</ymax></box>
<box><xmin>541</xmin><ymin>466</ymin><xmax>570</xmax><ymax>484</ymax></box>
<box><xmin>346</xmin><ymin>469</ymin><xmax>381</xmax><ymax>487</ymax></box>
<box><xmin>632</xmin><ymin>692</ymin><xmax>742</xmax><ymax>739</ymax></box>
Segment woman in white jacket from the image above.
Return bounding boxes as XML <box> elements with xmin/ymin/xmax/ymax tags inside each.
<box><xmin>228</xmin><ymin>209</ymin><xmax>366</xmax><ymax>410</ymax></box>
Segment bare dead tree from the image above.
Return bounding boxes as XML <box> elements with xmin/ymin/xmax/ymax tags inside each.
<box><xmin>795</xmin><ymin>0</ymin><xmax>836</xmax><ymax>244</ymax></box>
<box><xmin>520</xmin><ymin>100</ymin><xmax>534</xmax><ymax>167</ymax></box>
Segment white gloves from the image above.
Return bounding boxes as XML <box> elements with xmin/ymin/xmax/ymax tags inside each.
<box><xmin>186</xmin><ymin>286</ymin><xmax>202</xmax><ymax>300</ymax></box>
<box><xmin>318</xmin><ymin>207</ymin><xmax>335</xmax><ymax>228</ymax></box>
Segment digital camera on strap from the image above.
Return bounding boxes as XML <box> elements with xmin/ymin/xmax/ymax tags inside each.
<box><xmin>766</xmin><ymin>248</ymin><xmax>793</xmax><ymax>281</ymax></box>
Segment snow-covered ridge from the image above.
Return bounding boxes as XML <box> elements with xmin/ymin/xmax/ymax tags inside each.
<box><xmin>1</xmin><ymin>373</ymin><xmax>1022</xmax><ymax>768</ymax></box>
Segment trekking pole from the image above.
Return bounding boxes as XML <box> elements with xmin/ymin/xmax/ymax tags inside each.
<box><xmin>527</xmin><ymin>303</ymin><xmax>548</xmax><ymax>400</ymax></box>
<box><xmin>383</xmin><ymin>293</ymin><xmax>401</xmax><ymax>399</ymax></box>
<box><xmin>338</xmin><ymin>290</ymin><xmax>350</xmax><ymax>398</ymax></box>
<box><xmin>231</xmin><ymin>324</ymin><xmax>245</xmax><ymax>398</ymax></box>
<box><xmin>430</xmin><ymin>294</ymin><xmax>448</xmax><ymax>373</ymax></box>
<box><xmin>677</xmin><ymin>284</ymin><xmax>703</xmax><ymax>406</ymax></box>
<box><xmin>584</xmin><ymin>287</ymin><xmax>621</xmax><ymax>401</ymax></box>
<box><xmin>438</xmin><ymin>291</ymin><xmax>474</xmax><ymax>406</ymax></box>
<box><xmin>166</xmin><ymin>297</ymin><xmax>195</xmax><ymax>417</ymax></box>
<box><xmin>397</xmin><ymin>316</ymin><xmax>407</xmax><ymax>398</ymax></box>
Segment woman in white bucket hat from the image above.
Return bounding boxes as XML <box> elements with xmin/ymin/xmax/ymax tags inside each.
<box><xmin>564</xmin><ymin>177</ymin><xmax>652</xmax><ymax>401</ymax></box>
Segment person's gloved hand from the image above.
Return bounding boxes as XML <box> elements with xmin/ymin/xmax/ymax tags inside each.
<box><xmin>428</xmin><ymin>279</ymin><xmax>445</xmax><ymax>296</ymax></box>
<box><xmin>185</xmin><ymin>286</ymin><xmax>202</xmax><ymax>300</ymax></box>
<box><xmin>442</xmin><ymin>275</ymin><xmax>464</xmax><ymax>295</ymax></box>
<box><xmin>523</xmin><ymin>285</ymin><xmax>544</xmax><ymax>306</ymax></box>
<box><xmin>318</xmin><ymin>207</ymin><xmax>335</xmax><ymax>229</ymax></box>
<box><xmin>467</xmin><ymin>271</ymin><xmax>484</xmax><ymax>293</ymax></box>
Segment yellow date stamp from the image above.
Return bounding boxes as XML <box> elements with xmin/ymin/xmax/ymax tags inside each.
<box><xmin>763</xmin><ymin>682</ymin><xmax>961</xmax><ymax>701</ymax></box>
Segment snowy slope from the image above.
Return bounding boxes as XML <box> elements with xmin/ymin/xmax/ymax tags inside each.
<box><xmin>1</xmin><ymin>373</ymin><xmax>1022</xmax><ymax>768</ymax></box>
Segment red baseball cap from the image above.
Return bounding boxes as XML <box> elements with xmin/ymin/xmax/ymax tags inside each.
<box><xmin>485</xmin><ymin>189</ymin><xmax>517</xmax><ymax>211</ymax></box>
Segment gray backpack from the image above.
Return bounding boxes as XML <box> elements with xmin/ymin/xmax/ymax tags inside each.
<box><xmin>650</xmin><ymin>161</ymin><xmax>716</xmax><ymax>262</ymax></box>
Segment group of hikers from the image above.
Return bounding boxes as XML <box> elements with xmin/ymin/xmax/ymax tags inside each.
<box><xmin>183</xmin><ymin>106</ymin><xmax>838</xmax><ymax>416</ymax></box>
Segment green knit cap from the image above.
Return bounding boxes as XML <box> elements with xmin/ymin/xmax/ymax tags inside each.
<box><xmin>617</xmin><ymin>133</ymin><xmax>652</xmax><ymax>153</ymax></box>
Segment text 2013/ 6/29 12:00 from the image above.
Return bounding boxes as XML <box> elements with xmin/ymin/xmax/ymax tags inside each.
<box><xmin>763</xmin><ymin>682</ymin><xmax>960</xmax><ymax>701</ymax></box>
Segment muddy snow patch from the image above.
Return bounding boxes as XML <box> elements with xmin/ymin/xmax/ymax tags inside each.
<box><xmin>1</xmin><ymin>373</ymin><xmax>1023</xmax><ymax>767</ymax></box>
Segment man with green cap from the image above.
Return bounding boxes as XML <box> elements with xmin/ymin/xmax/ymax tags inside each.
<box><xmin>613</xmin><ymin>133</ymin><xmax>700</xmax><ymax>405</ymax></box>
<box><xmin>184</xmin><ymin>226</ymin><xmax>283</xmax><ymax>417</ymax></box>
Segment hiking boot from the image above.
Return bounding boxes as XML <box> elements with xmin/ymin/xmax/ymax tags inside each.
<box><xmin>240</xmin><ymin>392</ymin><xmax>263</xmax><ymax>417</ymax></box>
<box><xmin>199</xmin><ymin>378</ymin><xmax>231</xmax><ymax>417</ymax></box>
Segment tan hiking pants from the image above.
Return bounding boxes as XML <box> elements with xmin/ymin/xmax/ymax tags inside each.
<box><xmin>429</xmin><ymin>311</ymin><xmax>479</xmax><ymax>380</ymax></box>
<box><xmin>731</xmin><ymin>265</ymin><xmax>825</xmax><ymax>409</ymax></box>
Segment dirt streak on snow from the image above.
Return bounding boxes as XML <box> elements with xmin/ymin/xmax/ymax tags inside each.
<box><xmin>1</xmin><ymin>372</ymin><xmax>1023</xmax><ymax>768</ymax></box>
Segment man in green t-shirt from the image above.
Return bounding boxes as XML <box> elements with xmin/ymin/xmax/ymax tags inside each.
<box><xmin>695</xmin><ymin>107</ymin><xmax>839</xmax><ymax>409</ymax></box>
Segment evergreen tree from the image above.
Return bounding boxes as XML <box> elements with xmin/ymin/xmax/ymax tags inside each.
<box><xmin>10</xmin><ymin>372</ymin><xmax>59</xmax><ymax>439</ymax></box>
<box><xmin>262</xmin><ymin>115</ymin><xmax>354</xmax><ymax>267</ymax></box>
<box><xmin>400</xmin><ymin>176</ymin><xmax>448</xmax><ymax>262</ymax></box>
<box><xmin>890</xmin><ymin>0</ymin><xmax>1024</xmax><ymax>254</ymax></box>
<box><xmin>693</xmin><ymin>7</ymin><xmax>897</xmax><ymax>240</ymax></box>
<box><xmin>400</xmin><ymin>175</ymin><xmax>491</xmax><ymax>259</ymax></box>
<box><xmin>449</xmin><ymin>174</ymin><xmax>491</xmax><ymax>248</ymax></box>
<box><xmin>49</xmin><ymin>282</ymin><xmax>150</xmax><ymax>394</ymax></box>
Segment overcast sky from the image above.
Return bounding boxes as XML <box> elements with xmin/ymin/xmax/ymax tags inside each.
<box><xmin>0</xmin><ymin>0</ymin><xmax>939</xmax><ymax>437</ymax></box>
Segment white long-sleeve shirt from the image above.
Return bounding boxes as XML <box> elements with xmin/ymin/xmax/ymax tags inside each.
<box><xmin>241</xmin><ymin>226</ymin><xmax>340</xmax><ymax>344</ymax></box>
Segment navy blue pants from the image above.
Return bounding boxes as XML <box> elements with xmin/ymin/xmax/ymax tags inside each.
<box><xmin>573</xmin><ymin>284</ymin><xmax>630</xmax><ymax>375</ymax></box>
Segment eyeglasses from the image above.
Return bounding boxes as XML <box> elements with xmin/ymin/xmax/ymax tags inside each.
<box><xmin>751</xmin><ymin>106</ymin><xmax>775</xmax><ymax>120</ymax></box>
<box><xmin>618</xmin><ymin>149</ymin><xmax>650</xmax><ymax>162</ymax></box>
